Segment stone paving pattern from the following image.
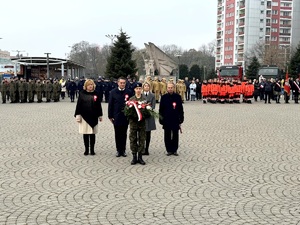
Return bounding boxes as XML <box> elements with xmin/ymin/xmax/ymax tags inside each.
<box><xmin>0</xmin><ymin>99</ymin><xmax>300</xmax><ymax>225</ymax></box>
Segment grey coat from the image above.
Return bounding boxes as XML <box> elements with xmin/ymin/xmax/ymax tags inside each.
<box><xmin>143</xmin><ymin>92</ymin><xmax>156</xmax><ymax>131</ymax></box>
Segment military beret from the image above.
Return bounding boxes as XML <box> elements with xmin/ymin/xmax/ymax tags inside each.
<box><xmin>133</xmin><ymin>82</ymin><xmax>142</xmax><ymax>89</ymax></box>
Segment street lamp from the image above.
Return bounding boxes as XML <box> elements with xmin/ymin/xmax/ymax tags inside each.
<box><xmin>44</xmin><ymin>53</ymin><xmax>51</xmax><ymax>79</ymax></box>
<box><xmin>175</xmin><ymin>54</ymin><xmax>181</xmax><ymax>81</ymax></box>
<box><xmin>105</xmin><ymin>34</ymin><xmax>117</xmax><ymax>44</ymax></box>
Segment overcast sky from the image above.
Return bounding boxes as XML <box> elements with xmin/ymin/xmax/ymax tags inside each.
<box><xmin>0</xmin><ymin>0</ymin><xmax>217</xmax><ymax>58</ymax></box>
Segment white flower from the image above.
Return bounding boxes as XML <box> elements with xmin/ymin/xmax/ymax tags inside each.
<box><xmin>129</xmin><ymin>105</ymin><xmax>133</xmax><ymax>108</ymax></box>
<box><xmin>146</xmin><ymin>105</ymin><xmax>152</xmax><ymax>110</ymax></box>
<box><xmin>138</xmin><ymin>105</ymin><xmax>142</xmax><ymax>109</ymax></box>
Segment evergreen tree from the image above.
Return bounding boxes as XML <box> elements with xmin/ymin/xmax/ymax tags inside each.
<box><xmin>189</xmin><ymin>64</ymin><xmax>201</xmax><ymax>79</ymax></box>
<box><xmin>179</xmin><ymin>64</ymin><xmax>189</xmax><ymax>79</ymax></box>
<box><xmin>105</xmin><ymin>30</ymin><xmax>137</xmax><ymax>79</ymax></box>
<box><xmin>246</xmin><ymin>56</ymin><xmax>261</xmax><ymax>80</ymax></box>
<box><xmin>289</xmin><ymin>43</ymin><xmax>300</xmax><ymax>78</ymax></box>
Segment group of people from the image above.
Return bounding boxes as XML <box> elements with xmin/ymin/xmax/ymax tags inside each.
<box><xmin>74</xmin><ymin>77</ymin><xmax>184</xmax><ymax>165</ymax></box>
<box><xmin>0</xmin><ymin>77</ymin><xmax>69</xmax><ymax>103</ymax></box>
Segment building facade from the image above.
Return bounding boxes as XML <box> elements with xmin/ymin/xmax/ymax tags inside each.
<box><xmin>216</xmin><ymin>0</ymin><xmax>300</xmax><ymax>69</ymax></box>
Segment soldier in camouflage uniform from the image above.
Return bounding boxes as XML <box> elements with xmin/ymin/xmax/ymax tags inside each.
<box><xmin>9</xmin><ymin>79</ymin><xmax>16</xmax><ymax>103</ymax></box>
<box><xmin>129</xmin><ymin>82</ymin><xmax>146</xmax><ymax>165</ymax></box>
<box><xmin>35</xmin><ymin>80</ymin><xmax>44</xmax><ymax>103</ymax></box>
<box><xmin>27</xmin><ymin>79</ymin><xmax>35</xmax><ymax>103</ymax></box>
<box><xmin>52</xmin><ymin>79</ymin><xmax>61</xmax><ymax>102</ymax></box>
<box><xmin>18</xmin><ymin>78</ymin><xmax>27</xmax><ymax>103</ymax></box>
<box><xmin>44</xmin><ymin>79</ymin><xmax>53</xmax><ymax>102</ymax></box>
<box><xmin>0</xmin><ymin>79</ymin><xmax>8</xmax><ymax>103</ymax></box>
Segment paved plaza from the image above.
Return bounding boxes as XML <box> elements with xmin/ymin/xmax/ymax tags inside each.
<box><xmin>0</xmin><ymin>99</ymin><xmax>300</xmax><ymax>225</ymax></box>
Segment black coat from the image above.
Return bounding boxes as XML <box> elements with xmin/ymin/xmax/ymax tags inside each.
<box><xmin>74</xmin><ymin>90</ymin><xmax>103</xmax><ymax>128</ymax></box>
<box><xmin>159</xmin><ymin>92</ymin><xmax>184</xmax><ymax>130</ymax></box>
<box><xmin>108</xmin><ymin>88</ymin><xmax>132</xmax><ymax>126</ymax></box>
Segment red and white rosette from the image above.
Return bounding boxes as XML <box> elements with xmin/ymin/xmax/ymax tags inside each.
<box><xmin>125</xmin><ymin>94</ymin><xmax>129</xmax><ymax>101</ymax></box>
<box><xmin>93</xmin><ymin>95</ymin><xmax>97</xmax><ymax>102</ymax></box>
<box><xmin>172</xmin><ymin>102</ymin><xmax>176</xmax><ymax>109</ymax></box>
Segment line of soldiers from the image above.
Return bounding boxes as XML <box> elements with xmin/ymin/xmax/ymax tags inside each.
<box><xmin>0</xmin><ymin>77</ymin><xmax>62</xmax><ymax>103</ymax></box>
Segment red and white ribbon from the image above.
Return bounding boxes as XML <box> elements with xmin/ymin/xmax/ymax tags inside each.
<box><xmin>127</xmin><ymin>100</ymin><xmax>143</xmax><ymax>121</ymax></box>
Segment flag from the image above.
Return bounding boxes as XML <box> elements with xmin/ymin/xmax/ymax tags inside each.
<box><xmin>284</xmin><ymin>68</ymin><xmax>290</xmax><ymax>95</ymax></box>
<box><xmin>285</xmin><ymin>68</ymin><xmax>289</xmax><ymax>81</ymax></box>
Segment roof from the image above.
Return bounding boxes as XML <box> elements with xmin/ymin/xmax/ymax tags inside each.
<box><xmin>10</xmin><ymin>56</ymin><xmax>85</xmax><ymax>68</ymax></box>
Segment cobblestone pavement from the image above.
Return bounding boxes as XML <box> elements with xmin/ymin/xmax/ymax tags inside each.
<box><xmin>0</xmin><ymin>98</ymin><xmax>300</xmax><ymax>225</ymax></box>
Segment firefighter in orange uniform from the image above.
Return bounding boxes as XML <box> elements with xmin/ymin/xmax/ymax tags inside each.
<box><xmin>234</xmin><ymin>80</ymin><xmax>242</xmax><ymax>103</ymax></box>
<box><xmin>218</xmin><ymin>80</ymin><xmax>228</xmax><ymax>103</ymax></box>
<box><xmin>243</xmin><ymin>80</ymin><xmax>254</xmax><ymax>103</ymax></box>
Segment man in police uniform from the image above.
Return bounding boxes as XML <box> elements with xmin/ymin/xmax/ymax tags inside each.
<box><xmin>129</xmin><ymin>82</ymin><xmax>146</xmax><ymax>165</ymax></box>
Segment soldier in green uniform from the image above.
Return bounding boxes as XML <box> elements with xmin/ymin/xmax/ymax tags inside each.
<box><xmin>18</xmin><ymin>78</ymin><xmax>26</xmax><ymax>103</ymax></box>
<box><xmin>45</xmin><ymin>79</ymin><xmax>53</xmax><ymax>102</ymax></box>
<box><xmin>27</xmin><ymin>79</ymin><xmax>35</xmax><ymax>103</ymax></box>
<box><xmin>9</xmin><ymin>79</ymin><xmax>16</xmax><ymax>103</ymax></box>
<box><xmin>129</xmin><ymin>82</ymin><xmax>146</xmax><ymax>165</ymax></box>
<box><xmin>35</xmin><ymin>79</ymin><xmax>44</xmax><ymax>103</ymax></box>
<box><xmin>0</xmin><ymin>79</ymin><xmax>8</xmax><ymax>103</ymax></box>
<box><xmin>52</xmin><ymin>79</ymin><xmax>61</xmax><ymax>102</ymax></box>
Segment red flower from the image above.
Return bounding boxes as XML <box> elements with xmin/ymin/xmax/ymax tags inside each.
<box><xmin>93</xmin><ymin>95</ymin><xmax>97</xmax><ymax>101</ymax></box>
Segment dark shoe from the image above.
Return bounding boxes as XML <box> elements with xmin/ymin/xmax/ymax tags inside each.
<box><xmin>116</xmin><ymin>152</ymin><xmax>122</xmax><ymax>157</ymax></box>
<box><xmin>122</xmin><ymin>151</ymin><xmax>127</xmax><ymax>157</ymax></box>
<box><xmin>173</xmin><ymin>152</ymin><xmax>179</xmax><ymax>156</ymax></box>
<box><xmin>131</xmin><ymin>153</ymin><xmax>138</xmax><ymax>165</ymax></box>
<box><xmin>142</xmin><ymin>149</ymin><xmax>149</xmax><ymax>155</ymax></box>
<box><xmin>166</xmin><ymin>152</ymin><xmax>172</xmax><ymax>156</ymax></box>
<box><xmin>90</xmin><ymin>146</ymin><xmax>95</xmax><ymax>155</ymax></box>
<box><xmin>84</xmin><ymin>147</ymin><xmax>89</xmax><ymax>156</ymax></box>
<box><xmin>137</xmin><ymin>153</ymin><xmax>146</xmax><ymax>165</ymax></box>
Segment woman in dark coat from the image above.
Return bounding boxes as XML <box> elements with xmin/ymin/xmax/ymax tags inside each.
<box><xmin>142</xmin><ymin>82</ymin><xmax>156</xmax><ymax>155</ymax></box>
<box><xmin>253</xmin><ymin>79</ymin><xmax>260</xmax><ymax>101</ymax></box>
<box><xmin>75</xmin><ymin>79</ymin><xmax>103</xmax><ymax>155</ymax></box>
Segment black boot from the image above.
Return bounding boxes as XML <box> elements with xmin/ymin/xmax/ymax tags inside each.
<box><xmin>137</xmin><ymin>153</ymin><xmax>146</xmax><ymax>165</ymax></box>
<box><xmin>131</xmin><ymin>153</ymin><xmax>138</xmax><ymax>165</ymax></box>
<box><xmin>143</xmin><ymin>131</ymin><xmax>150</xmax><ymax>155</ymax></box>
<box><xmin>83</xmin><ymin>134</ymin><xmax>89</xmax><ymax>155</ymax></box>
<box><xmin>90</xmin><ymin>134</ymin><xmax>95</xmax><ymax>155</ymax></box>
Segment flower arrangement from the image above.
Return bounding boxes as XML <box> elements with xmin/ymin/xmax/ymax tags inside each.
<box><xmin>124</xmin><ymin>100</ymin><xmax>159</xmax><ymax>121</ymax></box>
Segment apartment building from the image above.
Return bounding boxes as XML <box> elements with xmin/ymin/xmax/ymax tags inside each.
<box><xmin>216</xmin><ymin>0</ymin><xmax>300</xmax><ymax>69</ymax></box>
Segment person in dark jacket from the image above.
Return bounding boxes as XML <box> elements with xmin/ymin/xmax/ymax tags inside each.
<box><xmin>69</xmin><ymin>80</ymin><xmax>77</xmax><ymax>102</ymax></box>
<box><xmin>264</xmin><ymin>79</ymin><xmax>273</xmax><ymax>104</ymax></box>
<box><xmin>253</xmin><ymin>79</ymin><xmax>260</xmax><ymax>101</ymax></box>
<box><xmin>74</xmin><ymin>79</ymin><xmax>103</xmax><ymax>156</ymax></box>
<box><xmin>159</xmin><ymin>82</ymin><xmax>184</xmax><ymax>156</ymax></box>
<box><xmin>108</xmin><ymin>77</ymin><xmax>132</xmax><ymax>157</ymax></box>
<box><xmin>95</xmin><ymin>78</ymin><xmax>103</xmax><ymax>102</ymax></box>
<box><xmin>292</xmin><ymin>78</ymin><xmax>300</xmax><ymax>104</ymax></box>
<box><xmin>274</xmin><ymin>79</ymin><xmax>282</xmax><ymax>103</ymax></box>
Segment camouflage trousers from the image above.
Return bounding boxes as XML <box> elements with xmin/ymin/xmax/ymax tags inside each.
<box><xmin>129</xmin><ymin>120</ymin><xmax>146</xmax><ymax>154</ymax></box>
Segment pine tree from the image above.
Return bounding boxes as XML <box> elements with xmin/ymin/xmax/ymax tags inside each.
<box><xmin>105</xmin><ymin>30</ymin><xmax>137</xmax><ymax>79</ymax></box>
<box><xmin>189</xmin><ymin>64</ymin><xmax>201</xmax><ymax>79</ymax></box>
<box><xmin>289</xmin><ymin>43</ymin><xmax>300</xmax><ymax>78</ymax></box>
<box><xmin>246</xmin><ymin>56</ymin><xmax>261</xmax><ymax>80</ymax></box>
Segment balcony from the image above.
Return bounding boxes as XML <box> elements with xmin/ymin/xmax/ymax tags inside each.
<box><xmin>218</xmin><ymin>11</ymin><xmax>222</xmax><ymax>15</ymax></box>
<box><xmin>280</xmin><ymin>24</ymin><xmax>291</xmax><ymax>27</ymax></box>
<box><xmin>217</xmin><ymin>19</ymin><xmax>222</xmax><ymax>23</ymax></box>
<box><xmin>239</xmin><ymin>13</ymin><xmax>245</xmax><ymax>18</ymax></box>
<box><xmin>217</xmin><ymin>27</ymin><xmax>222</xmax><ymax>31</ymax></box>
<box><xmin>239</xmin><ymin>31</ymin><xmax>244</xmax><ymax>35</ymax></box>
<box><xmin>266</xmin><ymin>23</ymin><xmax>271</xmax><ymax>27</ymax></box>
<box><xmin>279</xmin><ymin>33</ymin><xmax>291</xmax><ymax>36</ymax></box>
<box><xmin>238</xmin><ymin>57</ymin><xmax>244</xmax><ymax>61</ymax></box>
<box><xmin>239</xmin><ymin>22</ymin><xmax>245</xmax><ymax>26</ymax></box>
<box><xmin>240</xmin><ymin>4</ymin><xmax>245</xmax><ymax>9</ymax></box>
<box><xmin>217</xmin><ymin>35</ymin><xmax>222</xmax><ymax>39</ymax></box>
